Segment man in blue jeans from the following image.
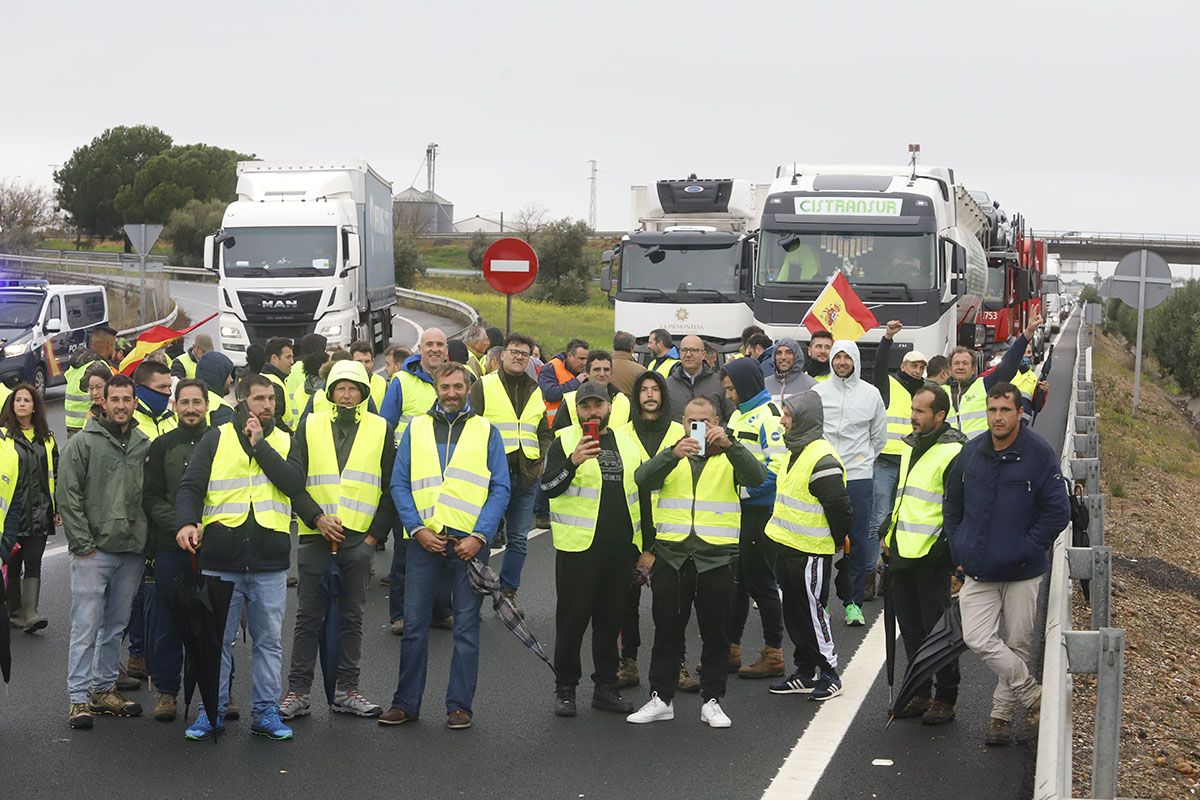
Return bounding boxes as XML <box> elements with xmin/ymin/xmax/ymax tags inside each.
<box><xmin>379</xmin><ymin>362</ymin><xmax>510</xmax><ymax>730</ymax></box>
<box><xmin>174</xmin><ymin>375</ymin><xmax>307</xmax><ymax>741</ymax></box>
<box><xmin>469</xmin><ymin>333</ymin><xmax>551</xmax><ymax>615</ymax></box>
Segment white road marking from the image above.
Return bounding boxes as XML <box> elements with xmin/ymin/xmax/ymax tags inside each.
<box><xmin>392</xmin><ymin>313</ymin><xmax>425</xmax><ymax>348</ymax></box>
<box><xmin>760</xmin><ymin>611</ymin><xmax>893</xmax><ymax>800</ymax></box>
<box><xmin>45</xmin><ymin>544</ymin><xmax>69</xmax><ymax>558</ymax></box>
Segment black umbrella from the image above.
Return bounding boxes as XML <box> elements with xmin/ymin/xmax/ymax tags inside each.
<box><xmin>833</xmin><ymin>551</ymin><xmax>851</xmax><ymax>605</ymax></box>
<box><xmin>466</xmin><ymin>557</ymin><xmax>555</xmax><ymax>675</ymax></box>
<box><xmin>140</xmin><ymin>564</ymin><xmax>157</xmax><ymax>691</ymax></box>
<box><xmin>317</xmin><ymin>540</ymin><xmax>342</xmax><ymax>715</ymax></box>
<box><xmin>882</xmin><ymin>564</ymin><xmax>897</xmax><ymax>709</ymax></box>
<box><xmin>0</xmin><ymin>541</ymin><xmax>16</xmax><ymax>685</ymax></box>
<box><xmin>888</xmin><ymin>599</ymin><xmax>967</xmax><ymax>725</ymax></box>
<box><xmin>164</xmin><ymin>556</ymin><xmax>234</xmax><ymax>731</ymax></box>
<box><xmin>1030</xmin><ymin>344</ymin><xmax>1053</xmax><ymax>426</ymax></box>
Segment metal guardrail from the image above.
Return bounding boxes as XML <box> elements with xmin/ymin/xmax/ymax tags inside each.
<box><xmin>1036</xmin><ymin>313</ymin><xmax>1128</xmax><ymax>800</ymax></box>
<box><xmin>1036</xmin><ymin>229</ymin><xmax>1200</xmax><ymax>246</ymax></box>
<box><xmin>119</xmin><ymin>302</ymin><xmax>179</xmax><ymax>337</ymax></box>
<box><xmin>394</xmin><ymin>286</ymin><xmax>481</xmax><ymax>339</ymax></box>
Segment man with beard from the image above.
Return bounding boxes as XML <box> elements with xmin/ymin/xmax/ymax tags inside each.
<box><xmin>942</xmin><ymin>314</ymin><xmax>1041</xmax><ymax>441</ymax></box>
<box><xmin>804</xmin><ymin>330</ymin><xmax>834</xmax><ymax>382</ymax></box>
<box><xmin>764</xmin><ymin>337</ymin><xmax>816</xmax><ymax>406</ymax></box>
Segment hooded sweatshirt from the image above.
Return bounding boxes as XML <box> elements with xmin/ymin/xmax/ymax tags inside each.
<box><xmin>780</xmin><ymin>391</ymin><xmax>853</xmax><ymax>544</ymax></box>
<box><xmin>629</xmin><ymin>370</ymin><xmax>675</xmax><ymax>457</ymax></box>
<box><xmin>722</xmin><ymin>357</ymin><xmax>781</xmax><ymax>507</ymax></box>
<box><xmin>195</xmin><ymin>351</ymin><xmax>236</xmax><ymax>427</ymax></box>
<box><xmin>764</xmin><ymin>337</ymin><xmax>817</xmax><ymax>404</ymax></box>
<box><xmin>812</xmin><ymin>341</ymin><xmax>887</xmax><ymax>481</ymax></box>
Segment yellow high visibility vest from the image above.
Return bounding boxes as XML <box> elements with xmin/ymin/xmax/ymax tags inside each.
<box><xmin>654</xmin><ymin>453</ymin><xmax>741</xmax><ymax>546</ymax></box>
<box><xmin>201</xmin><ymin>424</ymin><xmax>292</xmax><ymax>533</ymax></box>
<box><xmin>207</xmin><ymin>391</ymin><xmax>232</xmax><ymax>426</ymax></box>
<box><xmin>63</xmin><ymin>360</ymin><xmax>99</xmax><ymax>431</ymax></box>
<box><xmin>263</xmin><ymin>371</ymin><xmax>287</xmax><ymax>405</ymax></box>
<box><xmin>1013</xmin><ymin>369</ymin><xmax>1038</xmax><ymax>423</ymax></box>
<box><xmin>20</xmin><ymin>429</ymin><xmax>57</xmax><ymax>513</ymax></box>
<box><xmin>176</xmin><ymin>351</ymin><xmax>199</xmax><ymax>379</ymax></box>
<box><xmin>652</xmin><ymin>357</ymin><xmax>679</xmax><ymax>377</ymax></box>
<box><xmin>480</xmin><ymin>372</ymin><xmax>544</xmax><ymax>459</ymax></box>
<box><xmin>885</xmin><ymin>438</ymin><xmax>962</xmax><ymax>559</ymax></box>
<box><xmin>284</xmin><ymin>362</ymin><xmax>309</xmax><ymax>428</ymax></box>
<box><xmin>550</xmin><ymin>426</ymin><xmax>643</xmax><ymax>552</ymax></box>
<box><xmin>133</xmin><ymin>407</ymin><xmax>178</xmax><ymax>442</ymax></box>
<box><xmin>298</xmin><ymin>409</ymin><xmax>388</xmax><ymax>535</ymax></box>
<box><xmin>0</xmin><ymin>432</ymin><xmax>19</xmax><ymax>524</ymax></box>
<box><xmin>728</xmin><ymin>400</ymin><xmax>785</xmax><ymax>498</ymax></box>
<box><xmin>369</xmin><ymin>372</ymin><xmax>387</xmax><ymax>410</ymax></box>
<box><xmin>942</xmin><ymin>380</ymin><xmax>989</xmax><ymax>440</ymax></box>
<box><xmin>557</xmin><ymin>388</ymin><xmax>630</xmax><ymax>434</ymax></box>
<box><xmin>393</xmin><ymin>371</ymin><xmax>438</xmax><ymax>441</ymax></box>
<box><xmin>408</xmin><ymin>414</ymin><xmax>493</xmax><ymax>535</ymax></box>
<box><xmin>765</xmin><ymin>438</ymin><xmax>845</xmax><ymax>555</ymax></box>
<box><xmin>619</xmin><ymin>419</ymin><xmax>683</xmax><ymax>520</ymax></box>
<box><xmin>882</xmin><ymin>375</ymin><xmax>914</xmax><ymax>457</ymax></box>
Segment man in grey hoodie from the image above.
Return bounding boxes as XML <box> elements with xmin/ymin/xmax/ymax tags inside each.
<box><xmin>764</xmin><ymin>337</ymin><xmax>816</xmax><ymax>406</ymax></box>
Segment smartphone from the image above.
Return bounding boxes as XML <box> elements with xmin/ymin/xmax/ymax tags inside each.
<box><xmin>689</xmin><ymin>420</ymin><xmax>706</xmax><ymax>456</ymax></box>
<box><xmin>582</xmin><ymin>420</ymin><xmax>601</xmax><ymax>442</ymax></box>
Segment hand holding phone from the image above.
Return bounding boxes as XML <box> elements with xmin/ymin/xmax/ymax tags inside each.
<box><xmin>582</xmin><ymin>420</ymin><xmax>600</xmax><ymax>442</ymax></box>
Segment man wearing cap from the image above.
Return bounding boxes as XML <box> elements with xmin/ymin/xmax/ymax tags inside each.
<box><xmin>278</xmin><ymin>360</ymin><xmax>396</xmax><ymax>721</ymax></box>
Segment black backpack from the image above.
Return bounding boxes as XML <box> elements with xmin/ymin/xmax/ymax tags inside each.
<box><xmin>1066</xmin><ymin>479</ymin><xmax>1091</xmax><ymax>600</ymax></box>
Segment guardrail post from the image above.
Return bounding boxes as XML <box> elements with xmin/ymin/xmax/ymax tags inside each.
<box><xmin>1073</xmin><ymin>432</ymin><xmax>1099</xmax><ymax>458</ymax></box>
<box><xmin>1075</xmin><ymin>399</ymin><xmax>1096</xmax><ymax>417</ymax></box>
<box><xmin>1093</xmin><ymin>628</ymin><xmax>1124</xmax><ymax>800</ymax></box>
<box><xmin>1071</xmin><ymin>457</ymin><xmax>1100</xmax><ymax>495</ymax></box>
<box><xmin>1068</xmin><ymin>546</ymin><xmax>1112</xmax><ymax>629</ymax></box>
<box><xmin>1076</xmin><ymin>415</ymin><xmax>1096</xmax><ymax>435</ymax></box>
<box><xmin>1084</xmin><ymin>493</ymin><xmax>1104</xmax><ymax>546</ymax></box>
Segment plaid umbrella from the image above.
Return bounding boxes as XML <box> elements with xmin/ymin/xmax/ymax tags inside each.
<box><xmin>317</xmin><ymin>540</ymin><xmax>343</xmax><ymax>715</ymax></box>
<box><xmin>466</xmin><ymin>558</ymin><xmax>555</xmax><ymax>675</ymax></box>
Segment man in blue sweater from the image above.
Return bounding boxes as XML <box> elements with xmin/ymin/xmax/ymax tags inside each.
<box><xmin>943</xmin><ymin>381</ymin><xmax>1069</xmax><ymax>747</ymax></box>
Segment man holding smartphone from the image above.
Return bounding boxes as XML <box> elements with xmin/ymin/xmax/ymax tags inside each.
<box><xmin>629</xmin><ymin>397</ymin><xmax>768</xmax><ymax>728</ymax></box>
<box><xmin>540</xmin><ymin>381</ymin><xmax>646</xmax><ymax>718</ymax></box>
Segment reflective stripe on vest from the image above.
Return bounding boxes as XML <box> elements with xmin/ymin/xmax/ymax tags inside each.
<box><xmin>728</xmin><ymin>401</ymin><xmax>785</xmax><ymax>498</ymax></box>
<box><xmin>298</xmin><ymin>410</ymin><xmax>388</xmax><ymax>534</ymax></box>
<box><xmin>942</xmin><ymin>380</ymin><xmax>989</xmax><ymax>440</ymax></box>
<box><xmin>480</xmin><ymin>372</ymin><xmax>544</xmax><ymax>459</ymax></box>
<box><xmin>408</xmin><ymin>414</ymin><xmax>492</xmax><ymax>534</ymax></box>
<box><xmin>393</xmin><ymin>372</ymin><xmax>438</xmax><ymax>441</ymax></box>
<box><xmin>654</xmin><ymin>453</ymin><xmax>740</xmax><ymax>546</ymax></box>
<box><xmin>765</xmin><ymin>438</ymin><xmax>844</xmax><ymax>554</ymax></box>
<box><xmin>63</xmin><ymin>361</ymin><xmax>99</xmax><ymax>430</ymax></box>
<box><xmin>885</xmin><ymin>438</ymin><xmax>962</xmax><ymax>559</ymax></box>
<box><xmin>201</xmin><ymin>425</ymin><xmax>292</xmax><ymax>532</ymax></box>
<box><xmin>882</xmin><ymin>375</ymin><xmax>914</xmax><ymax>456</ymax></box>
<box><xmin>556</xmin><ymin>389</ymin><xmax>630</xmax><ymax>436</ymax></box>
<box><xmin>550</xmin><ymin>426</ymin><xmax>642</xmax><ymax>552</ymax></box>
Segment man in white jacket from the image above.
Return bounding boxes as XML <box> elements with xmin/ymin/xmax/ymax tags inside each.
<box><xmin>812</xmin><ymin>340</ymin><xmax>887</xmax><ymax>627</ymax></box>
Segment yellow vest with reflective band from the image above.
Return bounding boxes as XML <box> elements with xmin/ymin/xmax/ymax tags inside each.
<box><xmin>0</xmin><ymin>433</ymin><xmax>17</xmax><ymax>524</ymax></box>
<box><xmin>284</xmin><ymin>363</ymin><xmax>307</xmax><ymax>427</ymax></box>
<box><xmin>728</xmin><ymin>401</ymin><xmax>785</xmax><ymax>499</ymax></box>
<box><xmin>814</xmin><ymin>372</ymin><xmax>831</xmax><ymax>383</ymax></box>
<box><xmin>550</xmin><ymin>426</ymin><xmax>643</xmax><ymax>552</ymax></box>
<box><xmin>63</xmin><ymin>360</ymin><xmax>99</xmax><ymax>431</ymax></box>
<box><xmin>369</xmin><ymin>372</ymin><xmax>387</xmax><ymax>410</ymax></box>
<box><xmin>263</xmin><ymin>371</ymin><xmax>287</xmax><ymax>406</ymax></box>
<box><xmin>207</xmin><ymin>391</ymin><xmax>232</xmax><ymax>426</ymax></box>
<box><xmin>885</xmin><ymin>438</ymin><xmax>962</xmax><ymax>559</ymax></box>
<box><xmin>201</xmin><ymin>424</ymin><xmax>292</xmax><ymax>533</ymax></box>
<box><xmin>408</xmin><ymin>414</ymin><xmax>493</xmax><ymax>535</ymax></box>
<box><xmin>654</xmin><ymin>453</ymin><xmax>741</xmax><ymax>546</ymax></box>
<box><xmin>557</xmin><ymin>389</ymin><xmax>630</xmax><ymax>434</ymax></box>
<box><xmin>177</xmin><ymin>351</ymin><xmax>199</xmax><ymax>379</ymax></box>
<box><xmin>20</xmin><ymin>429</ymin><xmax>57</xmax><ymax>513</ymax></box>
<box><xmin>393</xmin><ymin>371</ymin><xmax>438</xmax><ymax>441</ymax></box>
<box><xmin>652</xmin><ymin>357</ymin><xmax>679</xmax><ymax>377</ymax></box>
<box><xmin>0</xmin><ymin>384</ymin><xmax>10</xmax><ymax>413</ymax></box>
<box><xmin>298</xmin><ymin>409</ymin><xmax>388</xmax><ymax>535</ymax></box>
<box><xmin>766</xmin><ymin>438</ymin><xmax>845</xmax><ymax>554</ymax></box>
<box><xmin>619</xmin><ymin>419</ymin><xmax>684</xmax><ymax>518</ymax></box>
<box><xmin>882</xmin><ymin>375</ymin><xmax>914</xmax><ymax>456</ymax></box>
<box><xmin>480</xmin><ymin>372</ymin><xmax>544</xmax><ymax>459</ymax></box>
<box><xmin>1013</xmin><ymin>369</ymin><xmax>1038</xmax><ymax>423</ymax></box>
<box><xmin>133</xmin><ymin>407</ymin><xmax>178</xmax><ymax>441</ymax></box>
<box><xmin>942</xmin><ymin>380</ymin><xmax>989</xmax><ymax>440</ymax></box>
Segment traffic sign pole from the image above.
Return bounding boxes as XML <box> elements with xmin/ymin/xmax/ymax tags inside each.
<box><xmin>1102</xmin><ymin>248</ymin><xmax>1174</xmax><ymax>416</ymax></box>
<box><xmin>506</xmin><ymin>294</ymin><xmax>513</xmax><ymax>336</ymax></box>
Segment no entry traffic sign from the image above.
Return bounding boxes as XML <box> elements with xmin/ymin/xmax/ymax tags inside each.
<box><xmin>482</xmin><ymin>237</ymin><xmax>539</xmax><ymax>295</ymax></box>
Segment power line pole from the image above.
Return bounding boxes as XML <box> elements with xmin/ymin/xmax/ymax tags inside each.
<box><xmin>588</xmin><ymin>159</ymin><xmax>598</xmax><ymax>230</ymax></box>
<box><xmin>426</xmin><ymin>143</ymin><xmax>438</xmax><ymax>196</ymax></box>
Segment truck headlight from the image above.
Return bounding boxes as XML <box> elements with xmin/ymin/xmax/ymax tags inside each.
<box><xmin>220</xmin><ymin>325</ymin><xmax>242</xmax><ymax>339</ymax></box>
<box><xmin>3</xmin><ymin>340</ymin><xmax>31</xmax><ymax>358</ymax></box>
<box><xmin>318</xmin><ymin>323</ymin><xmax>343</xmax><ymax>337</ymax></box>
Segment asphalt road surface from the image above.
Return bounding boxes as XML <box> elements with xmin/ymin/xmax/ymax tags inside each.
<box><xmin>6</xmin><ymin>313</ymin><xmax>1078</xmax><ymax>800</ymax></box>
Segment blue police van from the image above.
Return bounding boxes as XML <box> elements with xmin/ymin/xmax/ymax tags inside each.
<box><xmin>0</xmin><ymin>280</ymin><xmax>109</xmax><ymax>395</ymax></box>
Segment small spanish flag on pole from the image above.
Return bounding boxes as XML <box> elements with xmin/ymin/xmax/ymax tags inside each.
<box><xmin>802</xmin><ymin>271</ymin><xmax>879</xmax><ymax>341</ymax></box>
<box><xmin>118</xmin><ymin>312</ymin><xmax>218</xmax><ymax>376</ymax></box>
<box><xmin>42</xmin><ymin>341</ymin><xmax>63</xmax><ymax>379</ymax></box>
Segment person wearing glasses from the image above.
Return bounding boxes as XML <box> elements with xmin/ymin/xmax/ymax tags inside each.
<box><xmin>469</xmin><ymin>334</ymin><xmax>553</xmax><ymax>614</ymax></box>
<box><xmin>664</xmin><ymin>335</ymin><xmax>733</xmax><ymax>425</ymax></box>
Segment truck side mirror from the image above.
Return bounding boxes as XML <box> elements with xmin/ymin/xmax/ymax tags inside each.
<box><xmin>600</xmin><ymin>265</ymin><xmax>612</xmax><ymax>293</ymax></box>
<box><xmin>342</xmin><ymin>229</ymin><xmax>361</xmax><ymax>271</ymax></box>
<box><xmin>952</xmin><ymin>243</ymin><xmax>967</xmax><ymax>277</ymax></box>
<box><xmin>601</xmin><ymin>249</ymin><xmax>614</xmax><ymax>265</ymax></box>
<box><xmin>203</xmin><ymin>235</ymin><xmax>217</xmax><ymax>271</ymax></box>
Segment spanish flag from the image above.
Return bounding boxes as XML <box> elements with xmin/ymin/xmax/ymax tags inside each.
<box><xmin>802</xmin><ymin>271</ymin><xmax>879</xmax><ymax>341</ymax></box>
<box><xmin>118</xmin><ymin>313</ymin><xmax>218</xmax><ymax>376</ymax></box>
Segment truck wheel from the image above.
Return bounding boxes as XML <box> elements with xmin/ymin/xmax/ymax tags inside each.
<box><xmin>33</xmin><ymin>364</ymin><xmax>47</xmax><ymax>398</ymax></box>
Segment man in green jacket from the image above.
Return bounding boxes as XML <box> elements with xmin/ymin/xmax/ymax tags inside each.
<box><xmin>57</xmin><ymin>374</ymin><xmax>151</xmax><ymax>730</ymax></box>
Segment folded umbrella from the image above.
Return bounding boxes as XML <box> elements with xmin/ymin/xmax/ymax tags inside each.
<box><xmin>164</xmin><ymin>556</ymin><xmax>234</xmax><ymax>732</ymax></box>
<box><xmin>888</xmin><ymin>599</ymin><xmax>967</xmax><ymax>725</ymax></box>
<box><xmin>317</xmin><ymin>540</ymin><xmax>342</xmax><ymax>715</ymax></box>
<box><xmin>883</xmin><ymin>564</ymin><xmax>897</xmax><ymax>709</ymax></box>
<box><xmin>140</xmin><ymin>561</ymin><xmax>157</xmax><ymax>691</ymax></box>
<box><xmin>467</xmin><ymin>558</ymin><xmax>555</xmax><ymax>675</ymax></box>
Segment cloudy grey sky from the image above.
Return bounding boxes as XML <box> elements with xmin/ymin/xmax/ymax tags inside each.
<box><xmin>3</xmin><ymin>0</ymin><xmax>1197</xmax><ymax>234</ymax></box>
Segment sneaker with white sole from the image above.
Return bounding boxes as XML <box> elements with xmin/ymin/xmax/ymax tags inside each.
<box><xmin>332</xmin><ymin>689</ymin><xmax>382</xmax><ymax>718</ymax></box>
<box><xmin>278</xmin><ymin>691</ymin><xmax>311</xmax><ymax>720</ymax></box>
<box><xmin>810</xmin><ymin>670</ymin><xmax>843</xmax><ymax>701</ymax></box>
<box><xmin>769</xmin><ymin>668</ymin><xmax>820</xmax><ymax>695</ymax></box>
<box><xmin>626</xmin><ymin>691</ymin><xmax>674</xmax><ymax>724</ymax></box>
<box><xmin>700</xmin><ymin>698</ymin><xmax>731</xmax><ymax>728</ymax></box>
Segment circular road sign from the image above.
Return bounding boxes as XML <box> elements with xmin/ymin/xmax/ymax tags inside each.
<box><xmin>482</xmin><ymin>237</ymin><xmax>539</xmax><ymax>295</ymax></box>
<box><xmin>1107</xmin><ymin>249</ymin><xmax>1173</xmax><ymax>309</ymax></box>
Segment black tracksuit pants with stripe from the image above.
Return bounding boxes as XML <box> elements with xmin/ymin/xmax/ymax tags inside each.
<box><xmin>776</xmin><ymin>550</ymin><xmax>838</xmax><ymax>675</ymax></box>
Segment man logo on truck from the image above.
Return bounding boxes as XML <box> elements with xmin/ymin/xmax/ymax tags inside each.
<box><xmin>262</xmin><ymin>299</ymin><xmax>299</xmax><ymax>309</ymax></box>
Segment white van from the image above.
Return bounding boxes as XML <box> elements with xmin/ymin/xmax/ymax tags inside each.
<box><xmin>0</xmin><ymin>280</ymin><xmax>109</xmax><ymax>395</ymax></box>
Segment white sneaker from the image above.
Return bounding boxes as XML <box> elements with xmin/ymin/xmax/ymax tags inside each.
<box><xmin>626</xmin><ymin>691</ymin><xmax>674</xmax><ymax>724</ymax></box>
<box><xmin>700</xmin><ymin>698</ymin><xmax>731</xmax><ymax>728</ymax></box>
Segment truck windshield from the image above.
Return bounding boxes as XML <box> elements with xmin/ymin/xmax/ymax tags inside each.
<box><xmin>759</xmin><ymin>231</ymin><xmax>935</xmax><ymax>291</ymax></box>
<box><xmin>985</xmin><ymin>265</ymin><xmax>1005</xmax><ymax>305</ymax></box>
<box><xmin>0</xmin><ymin>294</ymin><xmax>43</xmax><ymax>327</ymax></box>
<box><xmin>221</xmin><ymin>227</ymin><xmax>338</xmax><ymax>278</ymax></box>
<box><xmin>620</xmin><ymin>242</ymin><xmax>742</xmax><ymax>300</ymax></box>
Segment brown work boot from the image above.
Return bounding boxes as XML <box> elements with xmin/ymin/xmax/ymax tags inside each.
<box><xmin>116</xmin><ymin>664</ymin><xmax>141</xmax><ymax>692</ymax></box>
<box><xmin>447</xmin><ymin>709</ymin><xmax>472</xmax><ymax>729</ymax></box>
<box><xmin>88</xmin><ymin>689</ymin><xmax>142</xmax><ymax>717</ymax></box>
<box><xmin>1023</xmin><ymin>692</ymin><xmax>1042</xmax><ymax>739</ymax></box>
<box><xmin>616</xmin><ymin>657</ymin><xmax>640</xmax><ymax>689</ymax></box>
<box><xmin>68</xmin><ymin>703</ymin><xmax>94</xmax><ymax>730</ymax></box>
<box><xmin>921</xmin><ymin>699</ymin><xmax>956</xmax><ymax>725</ymax></box>
<box><xmin>225</xmin><ymin>696</ymin><xmax>240</xmax><ymax>721</ymax></box>
<box><xmin>892</xmin><ymin>695</ymin><xmax>933</xmax><ymax>720</ymax></box>
<box><xmin>126</xmin><ymin>654</ymin><xmax>147</xmax><ymax>679</ymax></box>
<box><xmin>728</xmin><ymin>643</ymin><xmax>742</xmax><ymax>672</ymax></box>
<box><xmin>378</xmin><ymin>707</ymin><xmax>417</xmax><ymax>726</ymax></box>
<box><xmin>152</xmin><ymin>693</ymin><xmax>177</xmax><ymax>722</ymax></box>
<box><xmin>985</xmin><ymin>717</ymin><xmax>1013</xmax><ymax>746</ymax></box>
<box><xmin>286</xmin><ymin>575</ymin><xmax>298</xmax><ymax>588</ymax></box>
<box><xmin>738</xmin><ymin>645</ymin><xmax>785</xmax><ymax>679</ymax></box>
<box><xmin>389</xmin><ymin>618</ymin><xmax>405</xmax><ymax>636</ymax></box>
<box><xmin>677</xmin><ymin>666</ymin><xmax>700</xmax><ymax>694</ymax></box>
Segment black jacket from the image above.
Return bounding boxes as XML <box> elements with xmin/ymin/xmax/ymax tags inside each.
<box><xmin>175</xmin><ymin>411</ymin><xmax>306</xmax><ymax>573</ymax></box>
<box><xmin>143</xmin><ymin>421</ymin><xmax>209</xmax><ymax>553</ymax></box>
<box><xmin>12</xmin><ymin>432</ymin><xmax>57</xmax><ymax>538</ymax></box>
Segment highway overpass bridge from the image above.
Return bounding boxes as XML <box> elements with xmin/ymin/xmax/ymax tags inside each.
<box><xmin>1036</xmin><ymin>229</ymin><xmax>1200</xmax><ymax>265</ymax></box>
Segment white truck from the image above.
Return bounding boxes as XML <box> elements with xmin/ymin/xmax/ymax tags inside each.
<box><xmin>600</xmin><ymin>177</ymin><xmax>768</xmax><ymax>354</ymax></box>
<box><xmin>204</xmin><ymin>161</ymin><xmax>396</xmax><ymax>361</ymax></box>
<box><xmin>751</xmin><ymin>163</ymin><xmax>991</xmax><ymax>378</ymax></box>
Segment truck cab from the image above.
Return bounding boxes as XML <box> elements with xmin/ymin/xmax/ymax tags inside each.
<box><xmin>0</xmin><ymin>280</ymin><xmax>108</xmax><ymax>395</ymax></box>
